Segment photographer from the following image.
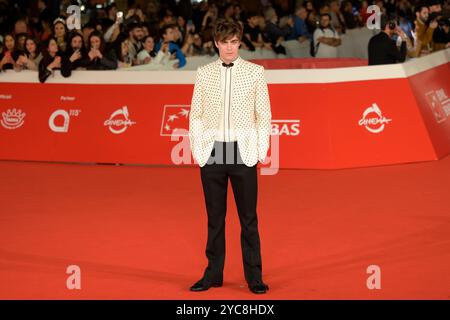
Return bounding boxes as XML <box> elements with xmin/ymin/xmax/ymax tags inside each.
<box><xmin>368</xmin><ymin>15</ymin><xmax>407</xmax><ymax>66</ymax></box>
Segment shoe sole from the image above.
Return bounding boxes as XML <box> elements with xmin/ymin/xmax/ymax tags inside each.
<box><xmin>190</xmin><ymin>283</ymin><xmax>223</xmax><ymax>292</ymax></box>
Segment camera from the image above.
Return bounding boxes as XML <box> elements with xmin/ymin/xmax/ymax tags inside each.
<box><xmin>388</xmin><ymin>19</ymin><xmax>397</xmax><ymax>30</ymax></box>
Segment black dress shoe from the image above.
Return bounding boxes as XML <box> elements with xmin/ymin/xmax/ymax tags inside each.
<box><xmin>248</xmin><ymin>281</ymin><xmax>269</xmax><ymax>294</ymax></box>
<box><xmin>190</xmin><ymin>279</ymin><xmax>223</xmax><ymax>292</ymax></box>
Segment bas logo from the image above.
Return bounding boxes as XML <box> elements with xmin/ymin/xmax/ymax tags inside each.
<box><xmin>271</xmin><ymin>120</ymin><xmax>300</xmax><ymax>136</ymax></box>
<box><xmin>358</xmin><ymin>103</ymin><xmax>392</xmax><ymax>134</ymax></box>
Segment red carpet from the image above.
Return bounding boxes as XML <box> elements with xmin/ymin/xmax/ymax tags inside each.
<box><xmin>0</xmin><ymin>158</ymin><xmax>449</xmax><ymax>299</ymax></box>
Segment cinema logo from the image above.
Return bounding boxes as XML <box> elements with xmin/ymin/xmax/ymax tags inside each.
<box><xmin>358</xmin><ymin>103</ymin><xmax>392</xmax><ymax>134</ymax></box>
<box><xmin>49</xmin><ymin>109</ymin><xmax>81</xmax><ymax>133</ymax></box>
<box><xmin>104</xmin><ymin>106</ymin><xmax>136</xmax><ymax>134</ymax></box>
<box><xmin>1</xmin><ymin>108</ymin><xmax>26</xmax><ymax>130</ymax></box>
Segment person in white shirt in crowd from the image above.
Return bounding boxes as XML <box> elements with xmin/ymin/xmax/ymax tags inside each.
<box><xmin>136</xmin><ymin>35</ymin><xmax>171</xmax><ymax>66</ymax></box>
<box><xmin>313</xmin><ymin>13</ymin><xmax>341</xmax><ymax>58</ymax></box>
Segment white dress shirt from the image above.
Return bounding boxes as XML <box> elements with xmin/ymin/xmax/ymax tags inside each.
<box><xmin>215</xmin><ymin>55</ymin><xmax>242</xmax><ymax>142</ymax></box>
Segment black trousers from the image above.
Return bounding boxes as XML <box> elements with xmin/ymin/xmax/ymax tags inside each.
<box><xmin>200</xmin><ymin>141</ymin><xmax>263</xmax><ymax>285</ymax></box>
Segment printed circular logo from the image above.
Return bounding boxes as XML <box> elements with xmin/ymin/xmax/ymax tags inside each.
<box><xmin>358</xmin><ymin>103</ymin><xmax>392</xmax><ymax>134</ymax></box>
<box><xmin>104</xmin><ymin>106</ymin><xmax>136</xmax><ymax>134</ymax></box>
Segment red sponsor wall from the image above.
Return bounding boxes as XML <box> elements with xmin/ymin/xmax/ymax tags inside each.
<box><xmin>0</xmin><ymin>52</ymin><xmax>449</xmax><ymax>169</ymax></box>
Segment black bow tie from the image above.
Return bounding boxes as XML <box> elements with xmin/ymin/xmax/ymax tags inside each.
<box><xmin>222</xmin><ymin>62</ymin><xmax>234</xmax><ymax>68</ymax></box>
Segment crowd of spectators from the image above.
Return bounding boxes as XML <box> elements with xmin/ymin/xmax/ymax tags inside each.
<box><xmin>0</xmin><ymin>0</ymin><xmax>448</xmax><ymax>82</ymax></box>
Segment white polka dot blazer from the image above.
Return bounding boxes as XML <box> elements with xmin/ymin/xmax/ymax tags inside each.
<box><xmin>189</xmin><ymin>55</ymin><xmax>272</xmax><ymax>167</ymax></box>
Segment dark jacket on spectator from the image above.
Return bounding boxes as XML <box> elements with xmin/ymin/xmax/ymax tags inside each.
<box><xmin>264</xmin><ymin>22</ymin><xmax>288</xmax><ymax>55</ymax></box>
<box><xmin>81</xmin><ymin>49</ymin><xmax>118</xmax><ymax>70</ymax></box>
<box><xmin>368</xmin><ymin>32</ymin><xmax>407</xmax><ymax>66</ymax></box>
<box><xmin>61</xmin><ymin>47</ymin><xmax>89</xmax><ymax>77</ymax></box>
<box><xmin>38</xmin><ymin>53</ymin><xmax>61</xmax><ymax>83</ymax></box>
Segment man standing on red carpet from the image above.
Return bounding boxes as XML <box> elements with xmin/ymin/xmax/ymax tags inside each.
<box><xmin>188</xmin><ymin>19</ymin><xmax>272</xmax><ymax>294</ymax></box>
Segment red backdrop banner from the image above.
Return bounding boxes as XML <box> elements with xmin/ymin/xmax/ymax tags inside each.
<box><xmin>1</xmin><ymin>53</ymin><xmax>449</xmax><ymax>169</ymax></box>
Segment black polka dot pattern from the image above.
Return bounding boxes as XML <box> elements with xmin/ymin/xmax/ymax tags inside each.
<box><xmin>189</xmin><ymin>56</ymin><xmax>272</xmax><ymax>167</ymax></box>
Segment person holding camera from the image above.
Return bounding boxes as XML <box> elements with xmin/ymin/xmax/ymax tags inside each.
<box><xmin>61</xmin><ymin>32</ymin><xmax>88</xmax><ymax>77</ymax></box>
<box><xmin>368</xmin><ymin>15</ymin><xmax>407</xmax><ymax>66</ymax></box>
<box><xmin>414</xmin><ymin>4</ymin><xmax>438</xmax><ymax>54</ymax></box>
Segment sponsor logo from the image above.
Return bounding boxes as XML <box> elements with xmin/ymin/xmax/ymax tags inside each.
<box><xmin>161</xmin><ymin>105</ymin><xmax>301</xmax><ymax>137</ymax></box>
<box><xmin>358</xmin><ymin>103</ymin><xmax>392</xmax><ymax>133</ymax></box>
<box><xmin>160</xmin><ymin>105</ymin><xmax>190</xmax><ymax>136</ymax></box>
<box><xmin>49</xmin><ymin>109</ymin><xmax>81</xmax><ymax>133</ymax></box>
<box><xmin>1</xmin><ymin>108</ymin><xmax>26</xmax><ymax>129</ymax></box>
<box><xmin>425</xmin><ymin>89</ymin><xmax>450</xmax><ymax>124</ymax></box>
<box><xmin>271</xmin><ymin>120</ymin><xmax>300</xmax><ymax>136</ymax></box>
<box><xmin>104</xmin><ymin>106</ymin><xmax>136</xmax><ymax>134</ymax></box>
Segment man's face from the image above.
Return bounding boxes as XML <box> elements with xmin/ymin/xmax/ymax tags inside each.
<box><xmin>297</xmin><ymin>7</ymin><xmax>307</xmax><ymax>20</ymax></box>
<box><xmin>214</xmin><ymin>35</ymin><xmax>240</xmax><ymax>62</ymax></box>
<box><xmin>163</xmin><ymin>27</ymin><xmax>175</xmax><ymax>42</ymax></box>
<box><xmin>320</xmin><ymin>16</ymin><xmax>330</xmax><ymax>28</ymax></box>
<box><xmin>418</xmin><ymin>7</ymin><xmax>429</xmax><ymax>22</ymax></box>
<box><xmin>131</xmin><ymin>27</ymin><xmax>144</xmax><ymax>41</ymax></box>
<box><xmin>248</xmin><ymin>16</ymin><xmax>258</xmax><ymax>26</ymax></box>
